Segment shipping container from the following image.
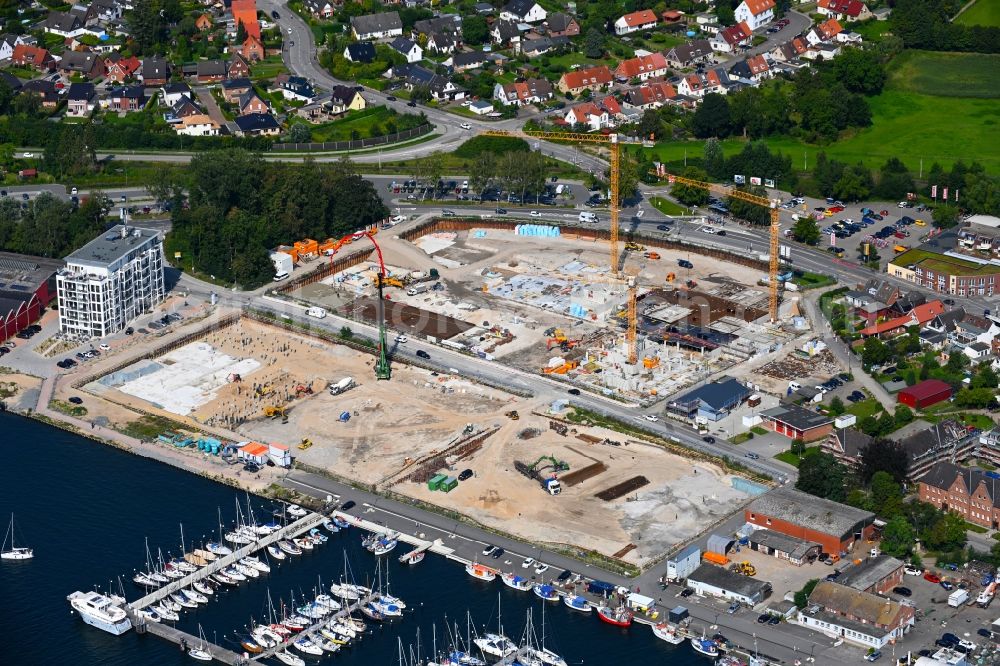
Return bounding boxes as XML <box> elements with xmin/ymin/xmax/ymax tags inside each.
<box><xmin>440</xmin><ymin>476</ymin><xmax>458</xmax><ymax>492</ymax></box>
<box><xmin>702</xmin><ymin>551</ymin><xmax>730</xmax><ymax>566</ymax></box>
<box><xmin>428</xmin><ymin>474</ymin><xmax>447</xmax><ymax>491</ymax></box>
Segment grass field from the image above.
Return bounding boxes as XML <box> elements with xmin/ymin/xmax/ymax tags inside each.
<box><xmin>955</xmin><ymin>0</ymin><xmax>1000</xmax><ymax>26</ymax></box>
<box><xmin>302</xmin><ymin>107</ymin><xmax>422</xmax><ymax>142</ymax></box>
<box><xmin>649</xmin><ymin>196</ymin><xmax>689</xmax><ymax>215</ymax></box>
<box><xmin>636</xmin><ymin>51</ymin><xmax>1000</xmax><ymax>172</ymax></box>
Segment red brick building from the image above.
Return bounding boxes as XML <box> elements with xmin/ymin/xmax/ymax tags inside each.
<box><xmin>897</xmin><ymin>379</ymin><xmax>953</xmax><ymax>409</ymax></box>
<box><xmin>759</xmin><ymin>402</ymin><xmax>833</xmax><ymax>442</ymax></box>
<box><xmin>919</xmin><ymin>461</ymin><xmax>1000</xmax><ymax>529</ymax></box>
<box><xmin>0</xmin><ymin>252</ymin><xmax>63</xmax><ymax>342</ymax></box>
<box><xmin>836</xmin><ymin>554</ymin><xmax>905</xmax><ymax>595</ymax></box>
<box><xmin>745</xmin><ymin>486</ymin><xmax>876</xmax><ymax>556</ymax></box>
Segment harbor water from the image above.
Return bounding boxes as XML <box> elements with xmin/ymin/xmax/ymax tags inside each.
<box><xmin>0</xmin><ymin>413</ymin><xmax>708</xmax><ymax>665</ymax></box>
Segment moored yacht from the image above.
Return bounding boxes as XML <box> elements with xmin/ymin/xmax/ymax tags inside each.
<box><xmin>68</xmin><ymin>591</ymin><xmax>132</xmax><ymax>635</ymax></box>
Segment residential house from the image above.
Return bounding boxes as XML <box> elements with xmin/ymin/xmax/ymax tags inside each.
<box><xmin>920</xmin><ymin>461</ymin><xmax>1000</xmax><ymax>529</ymax></box>
<box><xmin>231</xmin><ymin>0</ymin><xmax>261</xmax><ymax>40</ymax></box>
<box><xmin>807</xmin><ymin>18</ymin><xmax>843</xmax><ymax>45</ymax></box>
<box><xmin>493</xmin><ymin>78</ymin><xmax>553</xmax><ymax>106</ymax></box>
<box><xmin>803</xmin><ymin>42</ymin><xmax>843</xmax><ymax>60</ymax></box>
<box><xmin>105</xmin><ymin>54</ymin><xmax>141</xmax><ymax>83</ymax></box>
<box><xmin>344</xmin><ymin>42</ymin><xmax>376</xmax><ymax>63</ymax></box>
<box><xmin>413</xmin><ymin>16</ymin><xmax>462</xmax><ymax>38</ymax></box>
<box><xmin>195</xmin><ymin>13</ymin><xmax>214</xmax><ymax>31</ymax></box>
<box><xmin>11</xmin><ymin>45</ymin><xmax>55</xmax><ymax>72</ymax></box>
<box><xmin>474</xmin><ymin>2</ymin><xmax>495</xmax><ymax>14</ymax></box>
<box><xmin>825</xmin><ymin>420</ymin><xmax>974</xmax><ymax>481</ymax></box>
<box><xmin>238</xmin><ymin>89</ymin><xmax>270</xmax><ymax>115</ymax></box>
<box><xmin>798</xmin><ymin>582</ymin><xmax>914</xmax><ymax>649</ymax></box>
<box><xmin>710</xmin><ymin>21</ymin><xmax>752</xmax><ymax>53</ymax></box>
<box><xmin>41</xmin><ymin>11</ymin><xmax>85</xmax><ymax>38</ymax></box>
<box><xmin>241</xmin><ymin>34</ymin><xmax>265</xmax><ymax>62</ymax></box>
<box><xmin>175</xmin><ymin>114</ymin><xmax>220</xmax><ymax>136</ymax></box>
<box><xmin>169</xmin><ymin>96</ymin><xmax>201</xmax><ymax>120</ymax></box>
<box><xmin>276</xmin><ymin>74</ymin><xmax>316</xmax><ymax>102</ymax></box>
<box><xmin>428</xmin><ymin>74</ymin><xmax>465</xmax><ymax>101</ymax></box>
<box><xmin>69</xmin><ymin>3</ymin><xmax>97</xmax><ymax>27</ymax></box>
<box><xmin>327</xmin><ymin>85</ymin><xmax>367</xmax><ymax>115</ymax></box>
<box><xmin>545</xmin><ymin>12</ymin><xmax>579</xmax><ymax>37</ymax></box>
<box><xmin>614</xmin><ymin>52</ymin><xmax>668</xmax><ymax>82</ymax></box>
<box><xmin>0</xmin><ymin>72</ymin><xmax>23</xmax><ymax>93</ymax></box>
<box><xmin>491</xmin><ymin>19</ymin><xmax>521</xmax><ymax>48</ymax></box>
<box><xmin>734</xmin><ymin>0</ymin><xmax>775</xmax><ymax>30</ymax></box>
<box><xmin>302</xmin><ymin>0</ymin><xmax>335</xmax><ymax>19</ymax></box>
<box><xmin>676</xmin><ymin>69</ymin><xmax>727</xmax><ymax>98</ymax></box>
<box><xmin>858</xmin><ymin>300</ymin><xmax>945</xmax><ymax>338</ymax></box>
<box><xmin>141</xmin><ymin>57</ymin><xmax>169</xmax><ymax>85</ymax></box>
<box><xmin>821</xmin><ymin>428</ymin><xmax>874</xmax><ymax>470</ymax></box>
<box><xmin>557</xmin><ymin>65</ymin><xmax>613</xmax><ymax>95</ymax></box>
<box><xmin>0</xmin><ymin>34</ymin><xmax>26</xmax><ymax>61</ymax></box>
<box><xmin>91</xmin><ymin>0</ymin><xmax>122</xmax><ymax>22</ymax></box>
<box><xmin>614</xmin><ymin>9</ymin><xmax>657</xmax><ymax>36</ymax></box>
<box><xmin>623</xmin><ymin>81</ymin><xmax>677</xmax><ymax>109</ymax></box>
<box><xmin>520</xmin><ymin>35</ymin><xmax>568</xmax><ymax>57</ymax></box>
<box><xmin>351</xmin><ymin>12</ymin><xmax>403</xmax><ymax>41</ymax></box>
<box><xmin>666</xmin><ymin>377</ymin><xmax>751</xmax><ymax>421</ymax></box>
<box><xmin>388</xmin><ymin>65</ymin><xmax>465</xmax><ymax>101</ymax></box>
<box><xmin>664</xmin><ymin>39</ymin><xmax>714</xmax><ymax>68</ymax></box>
<box><xmin>729</xmin><ymin>54</ymin><xmax>770</xmax><ymax>82</ymax></box>
<box><xmin>500</xmin><ymin>0</ymin><xmax>546</xmax><ymax>23</ymax></box>
<box><xmin>107</xmin><ymin>85</ymin><xmax>147</xmax><ymax>112</ymax></box>
<box><xmin>817</xmin><ymin>0</ymin><xmax>872</xmax><ymax>22</ymax></box>
<box><xmin>389</xmin><ymin>37</ymin><xmax>423</xmax><ymax>63</ymax></box>
<box><xmin>20</xmin><ymin>80</ymin><xmax>59</xmax><ymax>108</ymax></box>
<box><xmin>65</xmin><ymin>82</ymin><xmax>97</xmax><ymax>118</ymax></box>
<box><xmin>772</xmin><ymin>36</ymin><xmax>808</xmax><ymax>61</ymax></box>
<box><xmin>426</xmin><ymin>32</ymin><xmax>458</xmax><ymax>54</ymax></box>
<box><xmin>450</xmin><ymin>50</ymin><xmax>503</xmax><ymax>72</ymax></box>
<box><xmin>564</xmin><ymin>102</ymin><xmax>609</xmax><ymax>131</ymax></box>
<box><xmin>228</xmin><ymin>54</ymin><xmax>251</xmax><ymax>79</ymax></box>
<box><xmin>60</xmin><ymin>50</ymin><xmax>104</xmax><ymax>79</ymax></box>
<box><xmin>233</xmin><ymin>112</ymin><xmax>281</xmax><ymax>136</ymax></box>
<box><xmin>196</xmin><ymin>60</ymin><xmax>227</xmax><ymax>83</ymax></box>
<box><xmin>221</xmin><ymin>78</ymin><xmax>253</xmax><ymax>103</ymax></box>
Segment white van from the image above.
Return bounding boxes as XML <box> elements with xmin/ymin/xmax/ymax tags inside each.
<box><xmin>306</xmin><ymin>307</ymin><xmax>327</xmax><ymax>319</ymax></box>
<box><xmin>555</xmin><ymin>184</ymin><xmax>566</xmax><ymax>196</ymax></box>
<box><xmin>579</xmin><ymin>211</ymin><xmax>597</xmax><ymax>223</ymax></box>
<box><xmin>273</xmin><ymin>271</ymin><xmax>289</xmax><ymax>282</ymax></box>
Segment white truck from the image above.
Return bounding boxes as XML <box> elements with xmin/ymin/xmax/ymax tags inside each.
<box><xmin>948</xmin><ymin>589</ymin><xmax>969</xmax><ymax>607</ymax></box>
<box><xmin>578</xmin><ymin>211</ymin><xmax>597</xmax><ymax>223</ymax></box>
<box><xmin>329</xmin><ymin>377</ymin><xmax>354</xmax><ymax>396</ymax></box>
<box><xmin>407</xmin><ymin>283</ymin><xmax>430</xmax><ymax>296</ymax></box>
<box><xmin>306</xmin><ymin>307</ymin><xmax>327</xmax><ymax>319</ymax></box>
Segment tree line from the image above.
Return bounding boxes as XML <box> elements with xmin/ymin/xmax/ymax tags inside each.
<box><xmin>162</xmin><ymin>150</ymin><xmax>388</xmax><ymax>288</ymax></box>
<box><xmin>0</xmin><ymin>194</ymin><xmax>110</xmax><ymax>259</ymax></box>
<box><xmin>892</xmin><ymin>0</ymin><xmax>1000</xmax><ymax>54</ymax></box>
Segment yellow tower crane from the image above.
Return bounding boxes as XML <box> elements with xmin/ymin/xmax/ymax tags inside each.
<box><xmin>661</xmin><ymin>172</ymin><xmax>782</xmax><ymax>323</ymax></box>
<box><xmin>480</xmin><ymin>129</ymin><xmax>623</xmax><ymax>275</ymax></box>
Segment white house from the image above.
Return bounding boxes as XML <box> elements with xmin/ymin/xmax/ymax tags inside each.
<box><xmin>500</xmin><ymin>0</ymin><xmax>546</xmax><ymax>23</ymax></box>
<box><xmin>564</xmin><ymin>102</ymin><xmax>609</xmax><ymax>132</ymax></box>
<box><xmin>613</xmin><ymin>9</ymin><xmax>657</xmax><ymax>36</ymax></box>
<box><xmin>389</xmin><ymin>37</ymin><xmax>423</xmax><ymax>63</ymax></box>
<box><xmin>734</xmin><ymin>0</ymin><xmax>775</xmax><ymax>30</ymax></box>
<box><xmin>175</xmin><ymin>114</ymin><xmax>221</xmax><ymax>136</ymax></box>
<box><xmin>0</xmin><ymin>34</ymin><xmax>26</xmax><ymax>61</ymax></box>
<box><xmin>350</xmin><ymin>12</ymin><xmax>403</xmax><ymax>41</ymax></box>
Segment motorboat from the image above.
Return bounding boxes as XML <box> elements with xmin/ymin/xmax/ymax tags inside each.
<box><xmin>331</xmin><ymin>516</ymin><xmax>351</xmax><ymax>529</ymax></box>
<box><xmin>690</xmin><ymin>637</ymin><xmax>719</xmax><ymax>657</ymax></box>
<box><xmin>193</xmin><ymin>581</ymin><xmax>214</xmax><ymax>596</ymax></box>
<box><xmin>597</xmin><ymin>605</ymin><xmax>633</xmax><ymax>627</ymax></box>
<box><xmin>293</xmin><ymin>537</ymin><xmax>314</xmax><ymax>551</ymax></box>
<box><xmin>652</xmin><ymin>622</ymin><xmax>685</xmax><ymax>644</ymax></box>
<box><xmin>138</xmin><ymin>607</ymin><xmax>161</xmax><ymax>623</ymax></box>
<box><xmin>293</xmin><ymin>638</ymin><xmax>324</xmax><ymax>656</ymax></box>
<box><xmin>275</xmin><ymin>650</ymin><xmax>306</xmax><ymax>666</ymax></box>
<box><xmin>67</xmin><ymin>591</ymin><xmax>132</xmax><ymax>635</ymax></box>
<box><xmin>316</xmin><ymin>637</ymin><xmax>341</xmax><ymax>653</ymax></box>
<box><xmin>193</xmin><ymin>548</ymin><xmax>217</xmax><ymax>561</ymax></box>
<box><xmin>501</xmin><ymin>572</ymin><xmax>532</xmax><ymax>591</ymax></box>
<box><xmin>315</xmin><ymin>594</ymin><xmax>342</xmax><ymax>612</ymax></box>
<box><xmin>562</xmin><ymin>595</ymin><xmax>591</xmax><ymax>612</ymax></box>
<box><xmin>241</xmin><ymin>555</ymin><xmax>271</xmax><ymax>573</ymax></box>
<box><xmin>185</xmin><ymin>588</ymin><xmax>208</xmax><ymax>604</ymax></box>
<box><xmin>240</xmin><ymin>638</ymin><xmax>264</xmax><ymax>654</ymax></box>
<box><xmin>205</xmin><ymin>542</ymin><xmax>232</xmax><ymax>557</ymax></box>
<box><xmin>323</xmin><ymin>521</ymin><xmax>340</xmax><ymax>533</ymax></box>
<box><xmin>287</xmin><ymin>504</ymin><xmax>308</xmax><ymax>517</ymax></box>
<box><xmin>532</xmin><ymin>584</ymin><xmax>559</xmax><ymax>602</ymax></box>
<box><xmin>400</xmin><ymin>548</ymin><xmax>425</xmax><ymax>564</ymax></box>
<box><xmin>268</xmin><ymin>544</ymin><xmax>287</xmax><ymax>560</ymax></box>
<box><xmin>153</xmin><ymin>604</ymin><xmax>179</xmax><ymax>622</ymax></box>
<box><xmin>278</xmin><ymin>539</ymin><xmax>302</xmax><ymax>555</ymax></box>
<box><xmin>473</xmin><ymin>633</ymin><xmax>517</xmax><ymax>658</ymax></box>
<box><xmin>1</xmin><ymin>514</ymin><xmax>33</xmax><ymax>560</ymax></box>
<box><xmin>308</xmin><ymin>528</ymin><xmax>328</xmax><ymax>543</ymax></box>
<box><xmin>466</xmin><ymin>562</ymin><xmax>497</xmax><ymax>582</ymax></box>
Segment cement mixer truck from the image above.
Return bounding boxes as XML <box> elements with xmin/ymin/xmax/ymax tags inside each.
<box><xmin>329</xmin><ymin>377</ymin><xmax>355</xmax><ymax>396</ymax></box>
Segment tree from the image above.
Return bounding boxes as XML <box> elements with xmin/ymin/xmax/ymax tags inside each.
<box><xmin>791</xmin><ymin>438</ymin><xmax>805</xmax><ymax>455</ymax></box>
<box><xmin>796</xmin><ymin>452</ymin><xmax>847</xmax><ymax>502</ymax></box>
<box><xmin>583</xmin><ymin>28</ymin><xmax>604</xmax><ymax>58</ymax></box>
<box><xmin>972</xmin><ymin>364</ymin><xmax>999</xmax><ymax>389</ymax></box>
<box><xmin>703</xmin><ymin>137</ymin><xmax>725</xmax><ymax>180</ymax></box>
<box><xmin>880</xmin><ymin>515</ymin><xmax>915</xmax><ymax>558</ymax></box>
<box><xmin>469</xmin><ymin>152</ymin><xmax>496</xmax><ymax>201</ymax></box>
<box><xmin>691</xmin><ymin>93</ymin><xmax>731</xmax><ymax>138</ymax></box>
<box><xmin>858</xmin><ymin>437</ymin><xmax>908</xmax><ymax>484</ymax></box>
<box><xmin>671</xmin><ymin>167</ymin><xmax>711</xmax><ymax>207</ymax></box>
<box><xmin>462</xmin><ymin>15</ymin><xmax>489</xmax><ymax>45</ymax></box>
<box><xmin>875</xmin><ymin>158</ymin><xmax>915</xmax><ymax>200</ymax></box>
<box><xmin>637</xmin><ymin>109</ymin><xmax>664</xmax><ymax>141</ymax></box>
<box><xmin>870</xmin><ymin>471</ymin><xmax>904</xmax><ymax>519</ymax></box>
<box><xmin>893</xmin><ymin>404</ymin><xmax>914</xmax><ymax>426</ymax></box>
<box><xmin>861</xmin><ymin>337</ymin><xmax>891</xmax><ymax>369</ymax></box>
<box><xmin>339</xmin><ymin>326</ymin><xmax>353</xmax><ymax>340</ymax></box>
<box><xmin>955</xmin><ymin>388</ymin><xmax>995</xmax><ymax>409</ymax></box>
<box><xmin>410</xmin><ymin>85</ymin><xmax>432</xmax><ymax>104</ymax></box>
<box><xmin>932</xmin><ymin>204</ymin><xmax>961</xmax><ymax>229</ymax></box>
<box><xmin>831</xmin><ymin>47</ymin><xmax>887</xmax><ymax>95</ymax></box>
<box><xmin>829</xmin><ymin>396</ymin><xmax>845</xmax><ymax>416</ymax></box>
<box><xmin>833</xmin><ymin>163</ymin><xmax>873</xmax><ymax>202</ymax></box>
<box><xmin>792</xmin><ymin>216</ymin><xmax>820</xmax><ymax>245</ymax></box>
<box><xmin>726</xmin><ymin>184</ymin><xmax>769</xmax><ymax>225</ymax></box>
<box><xmin>923</xmin><ymin>511</ymin><xmax>967</xmax><ymax>552</ymax></box>
<box><xmin>287</xmin><ymin>123</ymin><xmax>312</xmax><ymax>143</ymax></box>
<box><xmin>616</xmin><ymin>152</ymin><xmax>640</xmax><ymax>204</ymax></box>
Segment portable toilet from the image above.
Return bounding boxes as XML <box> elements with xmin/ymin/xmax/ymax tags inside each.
<box><xmin>428</xmin><ymin>474</ymin><xmax>447</xmax><ymax>491</ymax></box>
<box><xmin>339</xmin><ymin>411</ymin><xmax>351</xmax><ymax>423</ymax></box>
<box><xmin>440</xmin><ymin>476</ymin><xmax>458</xmax><ymax>492</ymax></box>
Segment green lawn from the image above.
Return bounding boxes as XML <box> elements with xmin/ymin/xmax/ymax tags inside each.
<box><xmin>845</xmin><ymin>398</ymin><xmax>884</xmax><ymax>420</ymax></box>
<box><xmin>296</xmin><ymin>107</ymin><xmax>422</xmax><ymax>142</ymax></box>
<box><xmin>251</xmin><ymin>55</ymin><xmax>288</xmax><ymax>80</ymax></box>
<box><xmin>775</xmin><ymin>446</ymin><xmax>820</xmax><ymax>467</ymax></box>
<box><xmin>888</xmin><ymin>50</ymin><xmax>1000</xmax><ymax>98</ymax></box>
<box><xmin>955</xmin><ymin>0</ymin><xmax>1000</xmax><ymax>26</ymax></box>
<box><xmin>649</xmin><ymin>196</ymin><xmax>688</xmax><ymax>216</ymax></box>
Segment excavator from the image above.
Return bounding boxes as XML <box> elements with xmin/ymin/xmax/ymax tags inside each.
<box><xmin>294</xmin><ymin>384</ymin><xmax>313</xmax><ymax>397</ymax></box>
<box><xmin>374</xmin><ymin>274</ymin><xmax>405</xmax><ymax>289</ymax></box>
<box><xmin>527</xmin><ymin>455</ymin><xmax>570</xmax><ymax>474</ymax></box>
<box><xmin>625</xmin><ymin>242</ymin><xmax>645</xmax><ymax>252</ymax></box>
<box><xmin>263</xmin><ymin>405</ymin><xmax>287</xmax><ymax>420</ymax></box>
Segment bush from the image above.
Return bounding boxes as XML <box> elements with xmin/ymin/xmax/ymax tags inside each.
<box><xmin>454</xmin><ymin>135</ymin><xmax>529</xmax><ymax>158</ymax></box>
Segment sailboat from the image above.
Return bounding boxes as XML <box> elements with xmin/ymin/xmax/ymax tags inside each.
<box><xmin>2</xmin><ymin>514</ymin><xmax>33</xmax><ymax>560</ymax></box>
<box><xmin>473</xmin><ymin>594</ymin><xmax>516</xmax><ymax>659</ymax></box>
<box><xmin>188</xmin><ymin>624</ymin><xmax>212</xmax><ymax>661</ymax></box>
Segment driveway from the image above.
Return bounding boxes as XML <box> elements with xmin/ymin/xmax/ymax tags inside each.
<box><xmin>194</xmin><ymin>86</ymin><xmax>228</xmax><ymax>127</ymax></box>
<box><xmin>746</xmin><ymin>10</ymin><xmax>814</xmax><ymax>57</ymax></box>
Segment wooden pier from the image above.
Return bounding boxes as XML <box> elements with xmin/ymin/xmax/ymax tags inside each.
<box><xmin>252</xmin><ymin>592</ymin><xmax>378</xmax><ymax>662</ymax></box>
<box><xmin>135</xmin><ymin>616</ymin><xmax>250</xmax><ymax>665</ymax></box>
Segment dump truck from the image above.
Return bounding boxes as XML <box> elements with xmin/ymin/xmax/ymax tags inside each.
<box><xmin>505</xmin><ymin>410</ymin><xmax>520</xmax><ymax>420</ymax></box>
<box><xmin>329</xmin><ymin>377</ymin><xmax>354</xmax><ymax>396</ymax></box>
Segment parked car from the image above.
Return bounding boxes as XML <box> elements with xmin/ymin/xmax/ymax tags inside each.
<box><xmin>940</xmin><ymin>581</ymin><xmax>954</xmax><ymax>591</ymax></box>
<box><xmin>491</xmin><ymin>547</ymin><xmax>505</xmax><ymax>559</ymax></box>
<box><xmin>865</xmin><ymin>651</ymin><xmax>882</xmax><ymax>662</ymax></box>
<box><xmin>482</xmin><ymin>544</ymin><xmax>496</xmax><ymax>556</ymax></box>
<box><xmin>68</xmin><ymin>396</ymin><xmax>83</xmax><ymax>404</ymax></box>
<box><xmin>892</xmin><ymin>586</ymin><xmax>912</xmax><ymax>597</ymax></box>
<box><xmin>458</xmin><ymin>469</ymin><xmax>474</xmax><ymax>481</ymax></box>
<box><xmin>680</xmin><ymin>588</ymin><xmax>694</xmax><ymax>598</ymax></box>
<box><xmin>416</xmin><ymin>350</ymin><xmax>430</xmax><ymax>359</ymax></box>
<box><xmin>767</xmin><ymin>615</ymin><xmax>780</xmax><ymax>625</ymax></box>
<box><xmin>757</xmin><ymin>613</ymin><xmax>770</xmax><ymax>624</ymax></box>
<box><xmin>702</xmin><ymin>436</ymin><xmax>715</xmax><ymax>443</ymax></box>
<box><xmin>904</xmin><ymin>565</ymin><xmax>922</xmax><ymax>576</ymax></box>
<box><xmin>924</xmin><ymin>572</ymin><xmax>942</xmax><ymax>583</ymax></box>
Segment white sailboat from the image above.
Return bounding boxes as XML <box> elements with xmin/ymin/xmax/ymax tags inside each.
<box><xmin>1</xmin><ymin>513</ymin><xmax>32</xmax><ymax>560</ymax></box>
<box><xmin>188</xmin><ymin>624</ymin><xmax>213</xmax><ymax>661</ymax></box>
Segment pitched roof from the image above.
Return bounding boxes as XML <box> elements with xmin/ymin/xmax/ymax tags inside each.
<box><xmin>179</xmin><ymin>113</ymin><xmax>219</xmax><ymax>129</ymax></box>
<box><xmin>922</xmin><ymin>461</ymin><xmax>1000</xmax><ymax>508</ymax></box>
<box><xmin>350</xmin><ymin>11</ymin><xmax>403</xmax><ymax>35</ymax></box>
<box><xmin>345</xmin><ymin>42</ymin><xmax>376</xmax><ymax>62</ymax></box>
<box><xmin>601</xmin><ymin>95</ymin><xmax>621</xmax><ymax>115</ymax></box>
<box><xmin>718</xmin><ymin>21</ymin><xmax>753</xmax><ymax>45</ymax></box>
<box><xmin>414</xmin><ymin>16</ymin><xmax>461</xmax><ymax>35</ymax></box>
<box><xmin>830</xmin><ymin>427</ymin><xmax>873</xmax><ymax>458</ymax></box>
<box><xmin>568</xmin><ymin>101</ymin><xmax>604</xmax><ymax>120</ymax></box>
<box><xmin>60</xmin><ymin>50</ymin><xmax>101</xmax><ymax>72</ymax></box>
<box><xmin>142</xmin><ymin>56</ymin><xmax>168</xmax><ymax>79</ymax></box>
<box><xmin>836</xmin><ymin>555</ymin><xmax>904</xmax><ymax>591</ymax></box>
<box><xmin>12</xmin><ymin>44</ymin><xmax>51</xmax><ymax>66</ymax></box>
<box><xmin>626</xmin><ymin>81</ymin><xmax>677</xmax><ymax>106</ymax></box>
<box><xmin>329</xmin><ymin>84</ymin><xmax>359</xmax><ymax>106</ymax></box>
<box><xmin>66</xmin><ymin>82</ymin><xmax>95</xmax><ymax>101</ymax></box>
<box><xmin>667</xmin><ymin>39</ymin><xmax>714</xmax><ymax>63</ymax></box>
<box><xmin>389</xmin><ymin>36</ymin><xmax>419</xmax><ymax>54</ymax></box>
<box><xmin>809</xmin><ymin>581</ymin><xmax>909</xmax><ymax>628</ymax></box>
<box><xmin>222</xmin><ymin>77</ymin><xmax>252</xmax><ymax>90</ymax></box>
<box><xmin>546</xmin><ymin>12</ymin><xmax>576</xmax><ymax>32</ymax></box>
<box><xmin>675</xmin><ymin>377</ymin><xmax>750</xmax><ymax>411</ymax></box>
<box><xmin>559</xmin><ymin>65</ymin><xmax>613</xmax><ymax>90</ymax></box>
<box><xmin>110</xmin><ymin>85</ymin><xmax>146</xmax><ymax>99</ymax></box>
<box><xmin>502</xmin><ymin>0</ymin><xmax>539</xmax><ymax>17</ymax></box>
<box><xmin>231</xmin><ymin>0</ymin><xmax>261</xmax><ymax>40</ymax></box>
<box><xmin>816</xmin><ymin>17</ymin><xmax>843</xmax><ymax>39</ymax></box>
<box><xmin>618</xmin><ymin>9</ymin><xmax>657</xmax><ymax>26</ymax></box>
<box><xmin>899</xmin><ymin>379</ymin><xmax>953</xmax><ymax>402</ymax></box>
<box><xmin>741</xmin><ymin>0</ymin><xmax>776</xmax><ymax>16</ymax></box>
<box><xmin>858</xmin><ymin>300</ymin><xmax>945</xmax><ymax>335</ymax></box>
<box><xmin>500</xmin><ymin>77</ymin><xmax>552</xmax><ymax>102</ymax></box>
<box><xmin>197</xmin><ymin>60</ymin><xmax>227</xmax><ymax>76</ymax></box>
<box><xmin>240</xmin><ymin>441</ymin><xmax>269</xmax><ymax>455</ymax></box>
<box><xmin>43</xmin><ymin>11</ymin><xmax>82</xmax><ymax>32</ymax></box>
<box><xmin>748</xmin><ymin>486</ymin><xmax>875</xmax><ymax>537</ymax></box>
<box><xmin>818</xmin><ymin>0</ymin><xmax>867</xmax><ymax>16</ymax></box>
<box><xmin>615</xmin><ymin>52</ymin><xmax>667</xmax><ymax>78</ymax></box>
<box><xmin>234</xmin><ymin>112</ymin><xmax>280</xmax><ymax>132</ymax></box>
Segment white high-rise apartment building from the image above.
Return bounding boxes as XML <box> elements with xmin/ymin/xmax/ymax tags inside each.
<box><xmin>57</xmin><ymin>225</ymin><xmax>165</xmax><ymax>338</ymax></box>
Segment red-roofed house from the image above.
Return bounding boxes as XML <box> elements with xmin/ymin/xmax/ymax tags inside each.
<box><xmin>601</xmin><ymin>95</ymin><xmax>624</xmax><ymax>122</ymax></box>
<box><xmin>614</xmin><ymin>52</ymin><xmax>668</xmax><ymax>81</ymax></box>
<box><xmin>677</xmin><ymin>69</ymin><xmax>724</xmax><ymax>98</ymax></box>
<box><xmin>735</xmin><ymin>0</ymin><xmax>775</xmax><ymax>30</ymax></box>
<box><xmin>807</xmin><ymin>18</ymin><xmax>843</xmax><ymax>44</ymax></box>
<box><xmin>105</xmin><ymin>55</ymin><xmax>141</xmax><ymax>83</ymax></box>
<box><xmin>231</xmin><ymin>0</ymin><xmax>261</xmax><ymax>40</ymax></box>
<box><xmin>241</xmin><ymin>34</ymin><xmax>265</xmax><ymax>61</ymax></box>
<box><xmin>624</xmin><ymin>82</ymin><xmax>677</xmax><ymax>109</ymax></box>
<box><xmin>493</xmin><ymin>78</ymin><xmax>554</xmax><ymax>106</ymax></box>
<box><xmin>730</xmin><ymin>54</ymin><xmax>770</xmax><ymax>82</ymax></box>
<box><xmin>564</xmin><ymin>102</ymin><xmax>609</xmax><ymax>131</ymax></box>
<box><xmin>11</xmin><ymin>44</ymin><xmax>55</xmax><ymax>71</ymax></box>
<box><xmin>557</xmin><ymin>65</ymin><xmax>613</xmax><ymax>95</ymax></box>
<box><xmin>858</xmin><ymin>300</ymin><xmax>946</xmax><ymax>338</ymax></box>
<box><xmin>614</xmin><ymin>9</ymin><xmax>658</xmax><ymax>35</ymax></box>
<box><xmin>711</xmin><ymin>21</ymin><xmax>753</xmax><ymax>53</ymax></box>
<box><xmin>817</xmin><ymin>0</ymin><xmax>872</xmax><ymax>21</ymax></box>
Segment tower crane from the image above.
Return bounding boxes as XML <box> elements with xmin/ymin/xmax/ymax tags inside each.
<box><xmin>658</xmin><ymin>172</ymin><xmax>782</xmax><ymax>323</ymax></box>
<box><xmin>480</xmin><ymin>130</ymin><xmax>623</xmax><ymax>275</ymax></box>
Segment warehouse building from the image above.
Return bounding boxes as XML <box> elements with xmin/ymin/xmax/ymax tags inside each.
<box><xmin>759</xmin><ymin>402</ymin><xmax>833</xmax><ymax>442</ymax></box>
<box><xmin>745</xmin><ymin>486</ymin><xmax>876</xmax><ymax>556</ymax></box>
<box><xmin>686</xmin><ymin>563</ymin><xmax>772</xmax><ymax>606</ymax></box>
<box><xmin>745</xmin><ymin>528</ymin><xmax>821</xmax><ymax>566</ymax></box>
<box><xmin>665</xmin><ymin>544</ymin><xmax>701</xmax><ymax>582</ymax></box>
<box><xmin>836</xmin><ymin>554</ymin><xmax>905</xmax><ymax>595</ymax></box>
<box><xmin>897</xmin><ymin>379</ymin><xmax>953</xmax><ymax>410</ymax></box>
<box><xmin>0</xmin><ymin>252</ymin><xmax>63</xmax><ymax>342</ymax></box>
<box><xmin>57</xmin><ymin>225</ymin><xmax>165</xmax><ymax>338</ymax></box>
